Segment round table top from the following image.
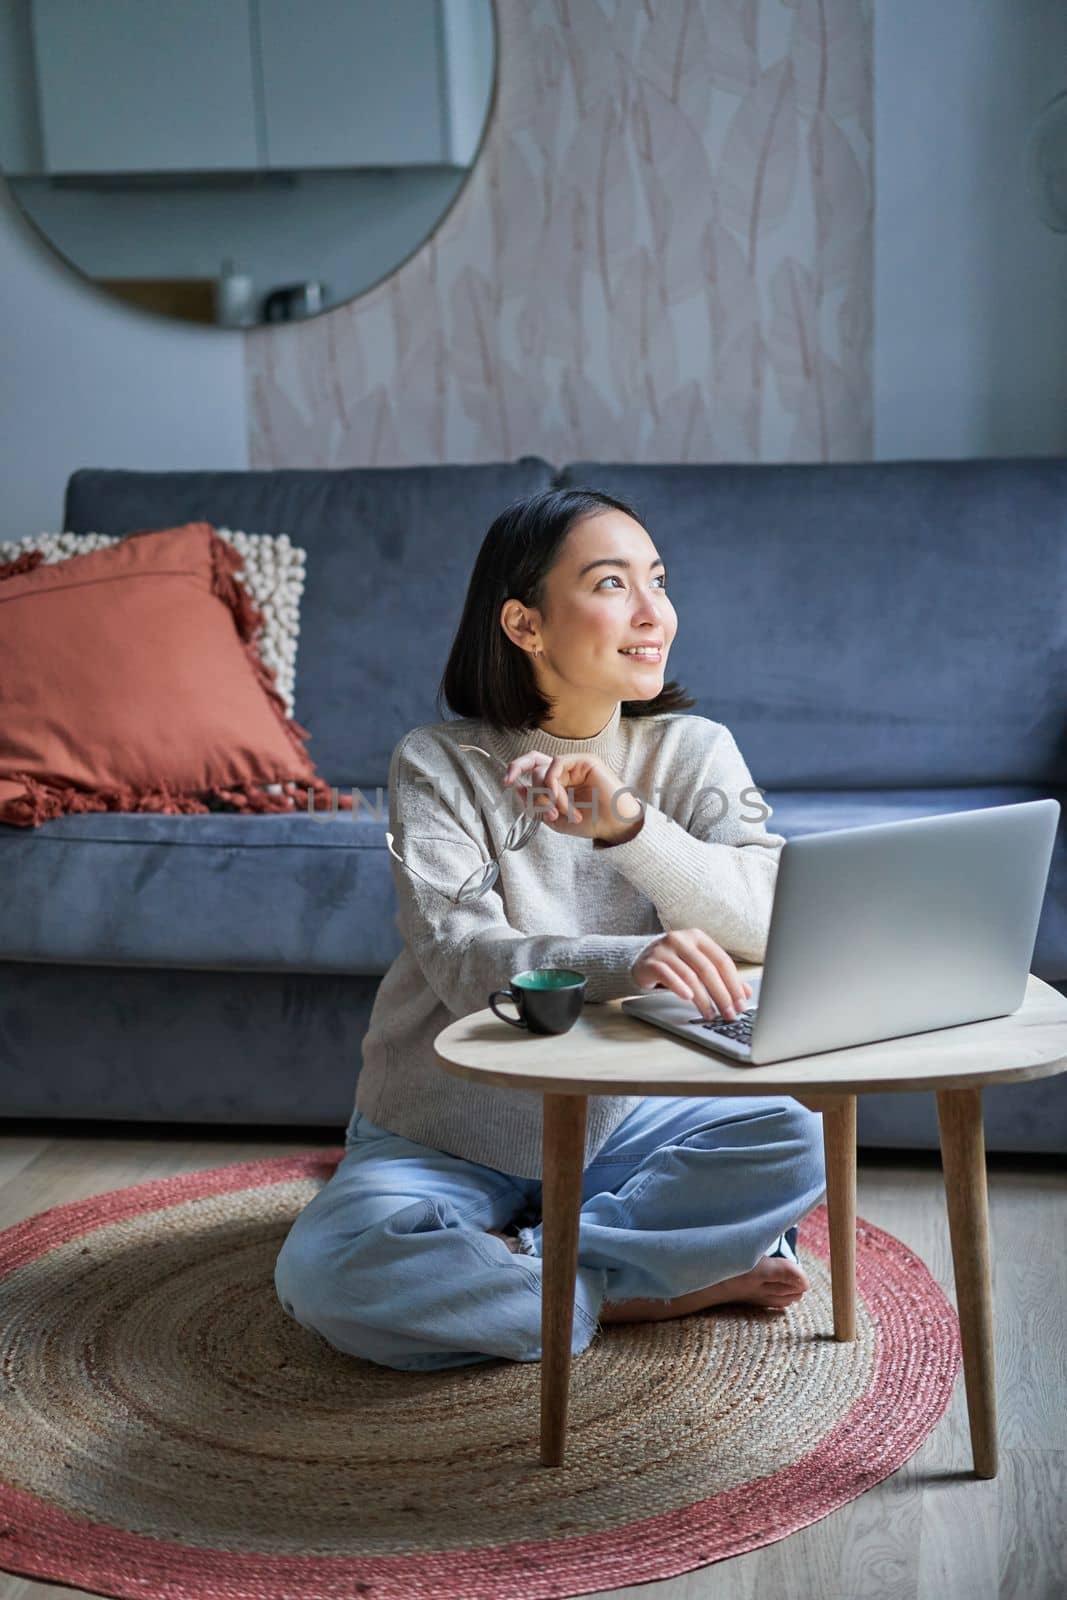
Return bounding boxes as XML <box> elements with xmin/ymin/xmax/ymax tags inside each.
<box><xmin>433</xmin><ymin>970</ymin><xmax>1067</xmax><ymax>1098</ymax></box>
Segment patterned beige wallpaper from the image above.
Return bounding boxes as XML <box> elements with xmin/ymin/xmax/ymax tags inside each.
<box><xmin>246</xmin><ymin>0</ymin><xmax>872</xmax><ymax>468</ymax></box>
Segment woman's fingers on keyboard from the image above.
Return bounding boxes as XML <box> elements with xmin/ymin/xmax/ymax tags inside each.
<box><xmin>673</xmin><ymin>932</ymin><xmax>746</xmax><ymax>1015</ymax></box>
<box><xmin>647</xmin><ymin>955</ymin><xmax>713</xmax><ymax>1016</ymax></box>
<box><xmin>640</xmin><ymin>944</ymin><xmax>745</xmax><ymax>1021</ymax></box>
<box><xmin>645</xmin><ymin>962</ymin><xmax>693</xmax><ymax>1006</ymax></box>
<box><xmin>686</xmin><ymin>955</ymin><xmax>740</xmax><ymax>1018</ymax></box>
<box><xmin>664</xmin><ymin>952</ymin><xmax>720</xmax><ymax>1019</ymax></box>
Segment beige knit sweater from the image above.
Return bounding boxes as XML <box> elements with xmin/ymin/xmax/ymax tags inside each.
<box><xmin>354</xmin><ymin>701</ymin><xmax>786</xmax><ymax>1178</ymax></box>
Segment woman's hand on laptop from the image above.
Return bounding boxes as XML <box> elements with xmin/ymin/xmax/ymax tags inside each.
<box><xmin>631</xmin><ymin>930</ymin><xmax>752</xmax><ymax>1021</ymax></box>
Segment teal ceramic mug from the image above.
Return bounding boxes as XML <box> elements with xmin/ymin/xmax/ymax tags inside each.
<box><xmin>489</xmin><ymin>968</ymin><xmax>587</xmax><ymax>1035</ymax></box>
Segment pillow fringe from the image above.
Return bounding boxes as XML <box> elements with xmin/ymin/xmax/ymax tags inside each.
<box><xmin>208</xmin><ymin>529</ymin><xmax>351</xmax><ymax>815</ymax></box>
<box><xmin>0</xmin><ymin>549</ymin><xmax>45</xmax><ymax>580</ymax></box>
<box><xmin>207</xmin><ymin>526</ymin><xmax>264</xmax><ymax>645</ymax></box>
<box><xmin>5</xmin><ymin>773</ymin><xmax>211</xmax><ymax>827</ymax></box>
<box><xmin>5</xmin><ymin>771</ymin><xmax>347</xmax><ymax>828</ymax></box>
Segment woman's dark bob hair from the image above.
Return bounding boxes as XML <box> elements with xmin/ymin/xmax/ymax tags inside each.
<box><xmin>437</xmin><ymin>487</ymin><xmax>696</xmax><ymax>733</ymax></box>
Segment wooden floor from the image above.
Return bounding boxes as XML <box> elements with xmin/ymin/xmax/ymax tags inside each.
<box><xmin>0</xmin><ymin>1124</ymin><xmax>1063</xmax><ymax>1600</ymax></box>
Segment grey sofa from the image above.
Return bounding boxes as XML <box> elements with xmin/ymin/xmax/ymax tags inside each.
<box><xmin>3</xmin><ymin>456</ymin><xmax>1065</xmax><ymax>1151</ymax></box>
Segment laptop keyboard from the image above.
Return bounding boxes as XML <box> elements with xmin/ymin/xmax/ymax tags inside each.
<box><xmin>691</xmin><ymin>1007</ymin><xmax>757</xmax><ymax>1043</ymax></box>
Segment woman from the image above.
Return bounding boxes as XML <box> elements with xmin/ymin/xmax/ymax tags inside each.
<box><xmin>274</xmin><ymin>488</ymin><xmax>827</xmax><ymax>1371</ymax></box>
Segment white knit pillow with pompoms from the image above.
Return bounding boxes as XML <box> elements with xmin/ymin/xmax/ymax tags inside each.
<box><xmin>0</xmin><ymin>528</ymin><xmax>306</xmax><ymax>719</ymax></box>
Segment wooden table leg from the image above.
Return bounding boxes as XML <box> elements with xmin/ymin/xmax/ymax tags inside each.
<box><xmin>935</xmin><ymin>1086</ymin><xmax>997</xmax><ymax>1479</ymax></box>
<box><xmin>798</xmin><ymin>1093</ymin><xmax>856</xmax><ymax>1341</ymax></box>
<box><xmin>540</xmin><ymin>1092</ymin><xmax>587</xmax><ymax>1468</ymax></box>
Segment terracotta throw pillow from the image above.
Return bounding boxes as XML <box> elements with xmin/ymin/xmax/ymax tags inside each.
<box><xmin>0</xmin><ymin>528</ymin><xmax>306</xmax><ymax>717</ymax></box>
<box><xmin>0</xmin><ymin>521</ymin><xmax>349</xmax><ymax>828</ymax></box>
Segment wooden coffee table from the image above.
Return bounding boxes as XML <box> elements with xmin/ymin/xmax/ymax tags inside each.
<box><xmin>435</xmin><ymin>968</ymin><xmax>1067</xmax><ymax>1473</ymax></box>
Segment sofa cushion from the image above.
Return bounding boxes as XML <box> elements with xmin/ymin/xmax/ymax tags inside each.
<box><xmin>3</xmin><ymin>784</ymin><xmax>1063</xmax><ymax>982</ymax></box>
<box><xmin>63</xmin><ymin>459</ymin><xmax>557</xmax><ymax>786</ymax></box>
<box><xmin>557</xmin><ymin>457</ymin><xmax>1067</xmax><ymax>789</ymax></box>
<box><xmin>1</xmin><ymin>809</ymin><xmax>400</xmax><ymax>974</ymax></box>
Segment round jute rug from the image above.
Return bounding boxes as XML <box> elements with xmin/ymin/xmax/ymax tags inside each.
<box><xmin>0</xmin><ymin>1150</ymin><xmax>960</xmax><ymax>1600</ymax></box>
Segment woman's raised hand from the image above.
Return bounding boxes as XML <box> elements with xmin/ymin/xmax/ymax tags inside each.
<box><xmin>631</xmin><ymin>929</ymin><xmax>753</xmax><ymax>1021</ymax></box>
<box><xmin>502</xmin><ymin>751</ymin><xmax>637</xmax><ymax>842</ymax></box>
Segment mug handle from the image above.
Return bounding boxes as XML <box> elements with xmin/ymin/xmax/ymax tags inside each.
<box><xmin>489</xmin><ymin>990</ymin><xmax>528</xmax><ymax>1029</ymax></box>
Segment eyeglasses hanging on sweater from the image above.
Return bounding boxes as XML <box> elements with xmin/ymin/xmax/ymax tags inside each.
<box><xmin>385</xmin><ymin>744</ymin><xmax>542</xmax><ymax>905</ymax></box>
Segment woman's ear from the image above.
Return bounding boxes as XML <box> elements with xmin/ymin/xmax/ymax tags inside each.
<box><xmin>500</xmin><ymin>600</ymin><xmax>540</xmax><ymax>656</ymax></box>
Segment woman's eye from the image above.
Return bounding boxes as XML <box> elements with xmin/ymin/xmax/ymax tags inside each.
<box><xmin>595</xmin><ymin>574</ymin><xmax>668</xmax><ymax>590</ymax></box>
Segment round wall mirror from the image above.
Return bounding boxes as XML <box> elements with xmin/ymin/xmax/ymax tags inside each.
<box><xmin>0</xmin><ymin>0</ymin><xmax>496</xmax><ymax>327</ymax></box>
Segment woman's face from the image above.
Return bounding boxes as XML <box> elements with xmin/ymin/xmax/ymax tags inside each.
<box><xmin>504</xmin><ymin>509</ymin><xmax>678</xmax><ymax>730</ymax></box>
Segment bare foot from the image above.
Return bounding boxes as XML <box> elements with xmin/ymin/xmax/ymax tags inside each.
<box><xmin>484</xmin><ymin>1226</ymin><xmax>523</xmax><ymax>1254</ymax></box>
<box><xmin>600</xmin><ymin>1256</ymin><xmax>810</xmax><ymax>1324</ymax></box>
<box><xmin>482</xmin><ymin>1229</ymin><xmax>811</xmax><ymax>1324</ymax></box>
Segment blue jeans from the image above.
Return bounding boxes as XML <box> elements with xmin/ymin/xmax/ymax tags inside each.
<box><xmin>273</xmin><ymin>1094</ymin><xmax>827</xmax><ymax>1372</ymax></box>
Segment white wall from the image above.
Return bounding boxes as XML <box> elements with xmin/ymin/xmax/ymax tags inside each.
<box><xmin>875</xmin><ymin>0</ymin><xmax>1067</xmax><ymax>460</ymax></box>
<box><xmin>0</xmin><ymin>179</ymin><xmax>248</xmax><ymax>543</ymax></box>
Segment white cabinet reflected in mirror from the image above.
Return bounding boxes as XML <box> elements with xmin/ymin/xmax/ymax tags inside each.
<box><xmin>0</xmin><ymin>0</ymin><xmax>496</xmax><ymax>326</ymax></box>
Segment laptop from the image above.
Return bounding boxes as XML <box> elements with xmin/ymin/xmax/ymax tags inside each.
<box><xmin>620</xmin><ymin>799</ymin><xmax>1060</xmax><ymax>1065</ymax></box>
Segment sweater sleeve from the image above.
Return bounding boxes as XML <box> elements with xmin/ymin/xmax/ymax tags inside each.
<box><xmin>387</xmin><ymin>732</ymin><xmax>665</xmax><ymax>1019</ymax></box>
<box><xmin>591</xmin><ymin>722</ymin><xmax>785</xmax><ymax>962</ymax></box>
